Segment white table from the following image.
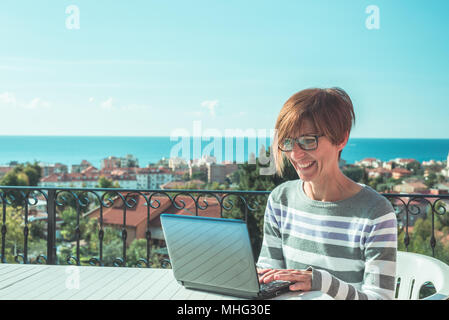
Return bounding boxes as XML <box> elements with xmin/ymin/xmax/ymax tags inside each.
<box><xmin>0</xmin><ymin>263</ymin><xmax>332</xmax><ymax>300</ymax></box>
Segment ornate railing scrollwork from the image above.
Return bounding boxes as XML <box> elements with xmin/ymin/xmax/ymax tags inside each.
<box><xmin>0</xmin><ymin>186</ymin><xmax>447</xmax><ymax>268</ymax></box>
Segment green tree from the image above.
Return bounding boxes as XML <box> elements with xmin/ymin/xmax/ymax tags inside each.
<box><xmin>0</xmin><ymin>207</ymin><xmax>46</xmax><ymax>263</ymax></box>
<box><xmin>434</xmin><ymin>200</ymin><xmax>449</xmax><ymax>229</ymax></box>
<box><xmin>376</xmin><ymin>182</ymin><xmax>395</xmax><ymax>193</ymax></box>
<box><xmin>127</xmin><ymin>239</ymin><xmax>166</xmax><ymax>268</ymax></box>
<box><xmin>55</xmin><ymin>190</ymin><xmax>94</xmax><ymax>214</ymax></box>
<box><xmin>342</xmin><ymin>166</ymin><xmax>365</xmax><ymax>183</ymax></box>
<box><xmin>0</xmin><ymin>207</ymin><xmax>26</xmax><ymax>263</ymax></box>
<box><xmin>397</xmin><ymin>216</ymin><xmax>449</xmax><ymax>266</ymax></box>
<box><xmin>0</xmin><ymin>163</ymin><xmax>42</xmax><ymax>208</ymax></box>
<box><xmin>96</xmin><ymin>176</ymin><xmax>120</xmax><ymax>206</ymax></box>
<box><xmin>406</xmin><ymin>161</ymin><xmax>423</xmax><ymax>175</ymax></box>
<box><xmin>97</xmin><ymin>176</ymin><xmax>119</xmax><ymax>189</ymax></box>
<box><xmin>367</xmin><ymin>175</ymin><xmax>385</xmax><ymax>191</ymax></box>
<box><xmin>88</xmin><ymin>226</ymin><xmax>123</xmax><ymax>266</ymax></box>
<box><xmin>191</xmin><ymin>170</ymin><xmax>208</xmax><ymax>182</ymax></box>
<box><xmin>101</xmin><ymin>238</ymin><xmax>123</xmax><ymax>266</ymax></box>
<box><xmin>0</xmin><ymin>162</ymin><xmax>42</xmax><ymax>186</ymax></box>
<box><xmin>226</xmin><ymin>150</ymin><xmax>298</xmax><ymax>258</ymax></box>
<box><xmin>424</xmin><ymin>173</ymin><xmax>437</xmax><ymax>188</ymax></box>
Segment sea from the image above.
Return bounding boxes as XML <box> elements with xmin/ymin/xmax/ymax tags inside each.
<box><xmin>0</xmin><ymin>136</ymin><xmax>448</xmax><ymax>169</ymax></box>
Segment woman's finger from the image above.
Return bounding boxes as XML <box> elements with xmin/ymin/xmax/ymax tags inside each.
<box><xmin>289</xmin><ymin>281</ymin><xmax>311</xmax><ymax>291</ymax></box>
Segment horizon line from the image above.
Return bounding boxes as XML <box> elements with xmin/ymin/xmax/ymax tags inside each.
<box><xmin>0</xmin><ymin>135</ymin><xmax>449</xmax><ymax>140</ymax></box>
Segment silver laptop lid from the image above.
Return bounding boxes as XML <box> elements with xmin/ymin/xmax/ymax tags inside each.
<box><xmin>160</xmin><ymin>214</ymin><xmax>260</xmax><ymax>294</ymax></box>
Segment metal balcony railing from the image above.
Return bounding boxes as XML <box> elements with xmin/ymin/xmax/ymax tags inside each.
<box><xmin>0</xmin><ymin>186</ymin><xmax>448</xmax><ymax>268</ymax></box>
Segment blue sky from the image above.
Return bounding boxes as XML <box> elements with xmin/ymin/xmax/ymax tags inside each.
<box><xmin>0</xmin><ymin>0</ymin><xmax>448</xmax><ymax>138</ymax></box>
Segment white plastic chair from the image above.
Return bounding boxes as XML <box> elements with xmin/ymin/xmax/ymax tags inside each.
<box><xmin>396</xmin><ymin>251</ymin><xmax>449</xmax><ymax>300</ymax></box>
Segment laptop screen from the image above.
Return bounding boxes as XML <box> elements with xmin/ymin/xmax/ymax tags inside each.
<box><xmin>160</xmin><ymin>214</ymin><xmax>260</xmax><ymax>294</ymax></box>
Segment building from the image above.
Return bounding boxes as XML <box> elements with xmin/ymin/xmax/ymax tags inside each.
<box><xmin>39</xmin><ymin>165</ymin><xmax>138</xmax><ymax>189</ymax></box>
<box><xmin>168</xmin><ymin>157</ymin><xmax>188</xmax><ymax>171</ymax></box>
<box><xmin>38</xmin><ymin>164</ymin><xmax>176</xmax><ymax>190</ymax></box>
<box><xmin>101</xmin><ymin>156</ymin><xmax>121</xmax><ymax>170</ymax></box>
<box><xmin>383</xmin><ymin>161</ymin><xmax>396</xmax><ymax>170</ymax></box>
<box><xmin>101</xmin><ymin>155</ymin><xmax>138</xmax><ymax>170</ymax></box>
<box><xmin>120</xmin><ymin>154</ymin><xmax>139</xmax><ymax>168</ymax></box>
<box><xmin>393</xmin><ymin>181</ymin><xmax>428</xmax><ymax>193</ymax></box>
<box><xmin>393</xmin><ymin>158</ymin><xmax>418</xmax><ymax>168</ymax></box>
<box><xmin>391</xmin><ymin>168</ymin><xmax>412</xmax><ymax>180</ymax></box>
<box><xmin>110</xmin><ymin>174</ymin><xmax>138</xmax><ymax>189</ymax></box>
<box><xmin>39</xmin><ymin>172</ymin><xmax>100</xmax><ymax>188</ymax></box>
<box><xmin>189</xmin><ymin>163</ymin><xmax>208</xmax><ymax>179</ymax></box>
<box><xmin>366</xmin><ymin>167</ymin><xmax>392</xmax><ymax>179</ymax></box>
<box><xmin>71</xmin><ymin>160</ymin><xmax>93</xmax><ymax>173</ymax></box>
<box><xmin>355</xmin><ymin>158</ymin><xmax>382</xmax><ymax>168</ymax></box>
<box><xmin>207</xmin><ymin>162</ymin><xmax>239</xmax><ymax>184</ymax></box>
<box><xmin>39</xmin><ymin>162</ymin><xmax>68</xmax><ymax>177</ymax></box>
<box><xmin>135</xmin><ymin>167</ymin><xmax>174</xmax><ymax>189</ymax></box>
<box><xmin>39</xmin><ymin>173</ymin><xmax>98</xmax><ymax>188</ymax></box>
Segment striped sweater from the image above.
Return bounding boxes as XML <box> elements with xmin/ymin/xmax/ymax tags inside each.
<box><xmin>257</xmin><ymin>179</ymin><xmax>397</xmax><ymax>300</ymax></box>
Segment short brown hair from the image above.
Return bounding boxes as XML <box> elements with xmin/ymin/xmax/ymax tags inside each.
<box><xmin>273</xmin><ymin>87</ymin><xmax>355</xmax><ymax>176</ymax></box>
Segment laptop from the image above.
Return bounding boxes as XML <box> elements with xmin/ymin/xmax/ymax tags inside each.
<box><xmin>160</xmin><ymin>214</ymin><xmax>291</xmax><ymax>299</ymax></box>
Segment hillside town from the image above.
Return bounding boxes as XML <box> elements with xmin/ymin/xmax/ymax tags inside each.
<box><xmin>0</xmin><ymin>154</ymin><xmax>239</xmax><ymax>190</ymax></box>
<box><xmin>348</xmin><ymin>154</ymin><xmax>449</xmax><ymax>195</ymax></box>
<box><xmin>0</xmin><ymin>152</ymin><xmax>448</xmax><ymax>193</ymax></box>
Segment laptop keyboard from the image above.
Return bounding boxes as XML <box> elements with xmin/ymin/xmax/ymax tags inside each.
<box><xmin>260</xmin><ymin>280</ymin><xmax>291</xmax><ymax>293</ymax></box>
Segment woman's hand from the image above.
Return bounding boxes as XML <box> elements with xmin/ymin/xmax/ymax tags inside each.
<box><xmin>258</xmin><ymin>268</ymin><xmax>312</xmax><ymax>292</ymax></box>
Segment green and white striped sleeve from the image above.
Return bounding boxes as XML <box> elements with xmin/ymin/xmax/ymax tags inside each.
<box><xmin>257</xmin><ymin>195</ymin><xmax>286</xmax><ymax>269</ymax></box>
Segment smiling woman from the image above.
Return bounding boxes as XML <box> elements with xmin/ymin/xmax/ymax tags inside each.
<box><xmin>257</xmin><ymin>87</ymin><xmax>398</xmax><ymax>300</ymax></box>
<box><xmin>273</xmin><ymin>87</ymin><xmax>355</xmax><ymax>174</ymax></box>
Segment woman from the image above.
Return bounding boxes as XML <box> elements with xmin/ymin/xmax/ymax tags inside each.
<box><xmin>257</xmin><ymin>88</ymin><xmax>397</xmax><ymax>300</ymax></box>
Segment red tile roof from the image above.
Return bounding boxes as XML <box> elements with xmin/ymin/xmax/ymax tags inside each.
<box><xmin>392</xmin><ymin>168</ymin><xmax>412</xmax><ymax>174</ymax></box>
<box><xmin>397</xmin><ymin>158</ymin><xmax>417</xmax><ymax>163</ymax></box>
<box><xmin>81</xmin><ymin>166</ymin><xmax>99</xmax><ymax>174</ymax></box>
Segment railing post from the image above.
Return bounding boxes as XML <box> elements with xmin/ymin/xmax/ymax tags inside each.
<box><xmin>47</xmin><ymin>189</ymin><xmax>57</xmax><ymax>265</ymax></box>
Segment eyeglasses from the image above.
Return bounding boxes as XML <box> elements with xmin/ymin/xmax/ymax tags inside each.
<box><xmin>278</xmin><ymin>135</ymin><xmax>324</xmax><ymax>152</ymax></box>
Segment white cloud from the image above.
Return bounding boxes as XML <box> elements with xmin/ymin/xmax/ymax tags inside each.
<box><xmin>98</xmin><ymin>97</ymin><xmax>151</xmax><ymax>112</ymax></box>
<box><xmin>201</xmin><ymin>100</ymin><xmax>220</xmax><ymax>117</ymax></box>
<box><xmin>88</xmin><ymin>97</ymin><xmax>95</xmax><ymax>103</ymax></box>
<box><xmin>25</xmin><ymin>97</ymin><xmax>51</xmax><ymax>110</ymax></box>
<box><xmin>100</xmin><ymin>97</ymin><xmax>114</xmax><ymax>110</ymax></box>
<box><xmin>0</xmin><ymin>92</ymin><xmax>17</xmax><ymax>106</ymax></box>
<box><xmin>0</xmin><ymin>92</ymin><xmax>51</xmax><ymax>109</ymax></box>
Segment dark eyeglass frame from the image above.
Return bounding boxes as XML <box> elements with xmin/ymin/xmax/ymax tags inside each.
<box><xmin>278</xmin><ymin>135</ymin><xmax>324</xmax><ymax>152</ymax></box>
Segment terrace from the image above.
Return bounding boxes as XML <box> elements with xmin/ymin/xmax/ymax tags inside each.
<box><xmin>1</xmin><ymin>186</ymin><xmax>448</xmax><ymax>300</ymax></box>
